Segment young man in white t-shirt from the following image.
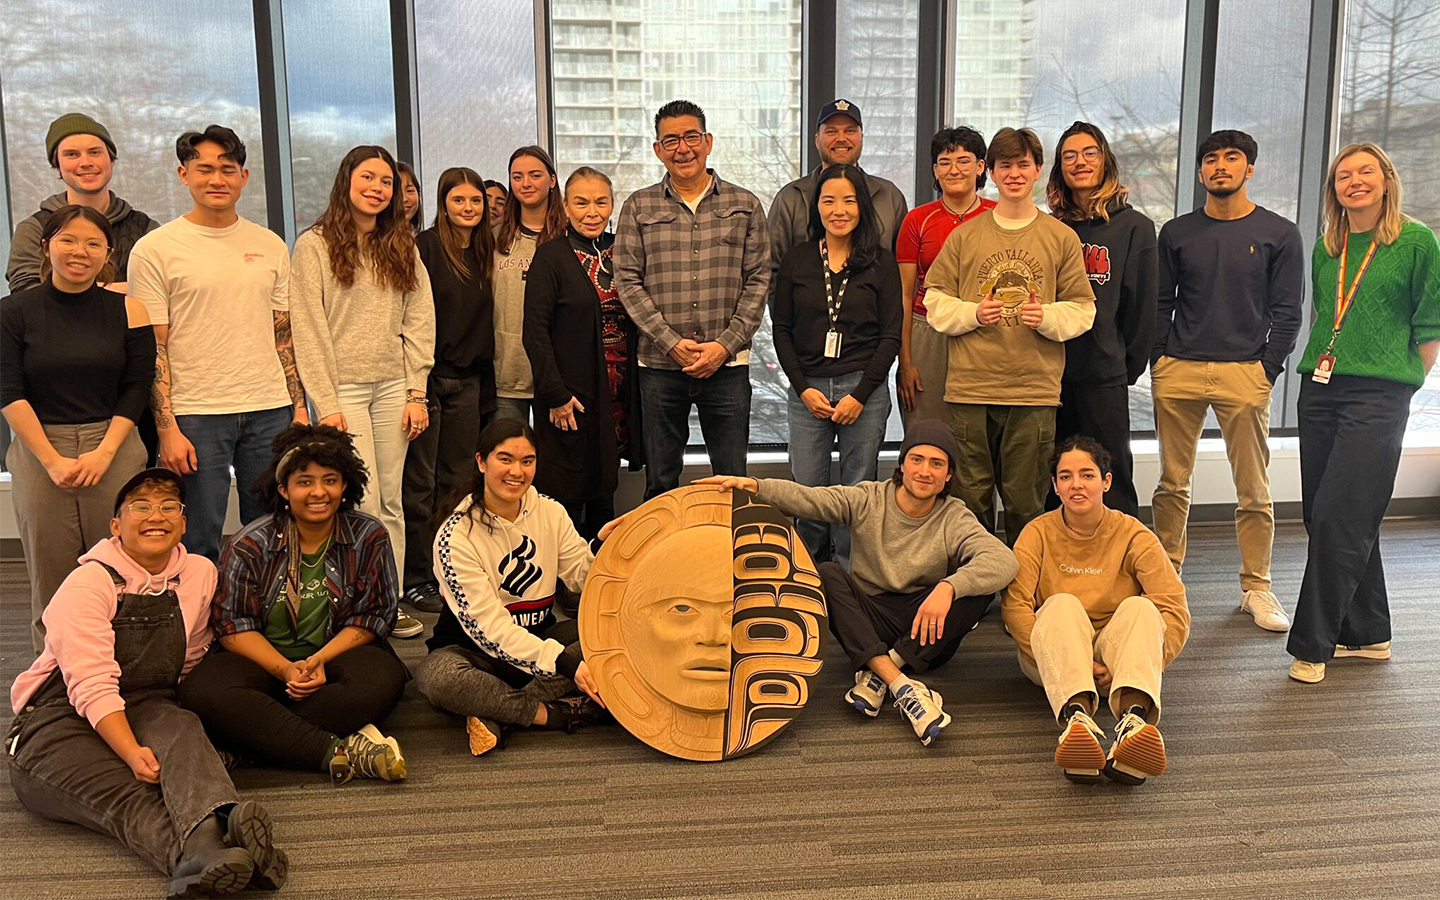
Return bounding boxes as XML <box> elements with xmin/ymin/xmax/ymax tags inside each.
<box><xmin>128</xmin><ymin>126</ymin><xmax>304</xmax><ymax>561</ymax></box>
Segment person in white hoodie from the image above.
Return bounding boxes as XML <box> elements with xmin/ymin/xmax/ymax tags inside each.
<box><xmin>8</xmin><ymin>468</ymin><xmax>286</xmax><ymax>899</ymax></box>
<box><xmin>417</xmin><ymin>418</ymin><xmax>613</xmax><ymax>755</ymax></box>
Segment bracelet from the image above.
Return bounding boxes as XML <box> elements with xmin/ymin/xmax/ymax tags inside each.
<box><xmin>406</xmin><ymin>395</ymin><xmax>427</xmax><ymax>404</ymax></box>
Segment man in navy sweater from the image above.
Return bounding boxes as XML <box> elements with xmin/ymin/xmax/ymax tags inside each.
<box><xmin>1150</xmin><ymin>130</ymin><xmax>1304</xmax><ymax>633</ymax></box>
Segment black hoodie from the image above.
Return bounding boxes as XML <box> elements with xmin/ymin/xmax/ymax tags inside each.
<box><xmin>1058</xmin><ymin>202</ymin><xmax>1158</xmax><ymax>387</ymax></box>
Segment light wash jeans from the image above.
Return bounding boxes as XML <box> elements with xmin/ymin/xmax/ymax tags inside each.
<box><xmin>785</xmin><ymin>370</ymin><xmax>891</xmax><ymax>565</ymax></box>
<box><xmin>336</xmin><ymin>379</ymin><xmax>410</xmax><ymax>574</ymax></box>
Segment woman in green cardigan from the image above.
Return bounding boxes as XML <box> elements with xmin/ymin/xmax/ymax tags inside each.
<box><xmin>1288</xmin><ymin>143</ymin><xmax>1440</xmax><ymax>683</ymax></box>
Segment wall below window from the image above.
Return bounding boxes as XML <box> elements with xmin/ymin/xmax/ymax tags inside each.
<box><xmin>3</xmin><ymin>441</ymin><xmax>1435</xmax><ymax>558</ymax></box>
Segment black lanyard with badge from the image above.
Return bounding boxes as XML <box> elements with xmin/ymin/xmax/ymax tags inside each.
<box><xmin>1314</xmin><ymin>235</ymin><xmax>1379</xmax><ymax>384</ymax></box>
<box><xmin>820</xmin><ymin>239</ymin><xmax>849</xmax><ymax>359</ymax></box>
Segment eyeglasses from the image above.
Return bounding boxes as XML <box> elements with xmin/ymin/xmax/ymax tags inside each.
<box><xmin>124</xmin><ymin>500</ymin><xmax>186</xmax><ymax>519</ymax></box>
<box><xmin>658</xmin><ymin>131</ymin><xmax>707</xmax><ymax>152</ymax></box>
<box><xmin>50</xmin><ymin>235</ymin><xmax>108</xmax><ymax>255</ymax></box>
<box><xmin>1061</xmin><ymin>147</ymin><xmax>1103</xmax><ymax>164</ymax></box>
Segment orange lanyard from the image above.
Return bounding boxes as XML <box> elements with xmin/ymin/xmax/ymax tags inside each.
<box><xmin>1326</xmin><ymin>235</ymin><xmax>1379</xmax><ymax>352</ymax></box>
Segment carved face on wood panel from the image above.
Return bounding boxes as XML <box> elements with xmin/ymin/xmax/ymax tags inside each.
<box><xmin>579</xmin><ymin>486</ymin><xmax>827</xmax><ymax>761</ymax></box>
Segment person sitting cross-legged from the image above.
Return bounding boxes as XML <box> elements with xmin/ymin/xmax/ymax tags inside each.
<box><xmin>179</xmin><ymin>424</ymin><xmax>410</xmax><ymax>786</ymax></box>
<box><xmin>8</xmin><ymin>468</ymin><xmax>286</xmax><ymax>899</ymax></box>
<box><xmin>1002</xmin><ymin>435</ymin><xmax>1190</xmax><ymax>785</ymax></box>
<box><xmin>698</xmin><ymin>418</ymin><xmax>1017</xmax><ymax>747</ymax></box>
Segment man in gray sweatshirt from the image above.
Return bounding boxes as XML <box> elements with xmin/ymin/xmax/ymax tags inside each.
<box><xmin>699</xmin><ymin>419</ymin><xmax>1017</xmax><ymax>747</ymax></box>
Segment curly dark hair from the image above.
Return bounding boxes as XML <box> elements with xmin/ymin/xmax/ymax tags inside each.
<box><xmin>254</xmin><ymin>423</ymin><xmax>370</xmax><ymax>517</ymax></box>
<box><xmin>1049</xmin><ymin>434</ymin><xmax>1114</xmax><ymax>480</ymax></box>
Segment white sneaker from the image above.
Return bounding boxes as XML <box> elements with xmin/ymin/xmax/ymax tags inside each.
<box><xmin>1289</xmin><ymin>659</ymin><xmax>1326</xmax><ymax>683</ymax></box>
<box><xmin>1241</xmin><ymin>590</ymin><xmax>1291</xmax><ymax>632</ymax></box>
<box><xmin>1335</xmin><ymin>641</ymin><xmax>1390</xmax><ymax>660</ymax></box>
<box><xmin>1054</xmin><ymin>710</ymin><xmax>1107</xmax><ymax>784</ymax></box>
<box><xmin>1105</xmin><ymin>713</ymin><xmax>1167</xmax><ymax>785</ymax></box>
<box><xmin>891</xmin><ymin>680</ymin><xmax>951</xmax><ymax>747</ymax></box>
<box><xmin>844</xmin><ymin>670</ymin><xmax>887</xmax><ymax>717</ymax></box>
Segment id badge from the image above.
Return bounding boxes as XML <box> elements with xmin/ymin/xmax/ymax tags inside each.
<box><xmin>823</xmin><ymin>329</ymin><xmax>842</xmax><ymax>359</ymax></box>
<box><xmin>1312</xmin><ymin>353</ymin><xmax>1335</xmax><ymax>384</ymax></box>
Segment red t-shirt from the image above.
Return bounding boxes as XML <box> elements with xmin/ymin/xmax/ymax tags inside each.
<box><xmin>895</xmin><ymin>197</ymin><xmax>997</xmax><ymax>315</ymax></box>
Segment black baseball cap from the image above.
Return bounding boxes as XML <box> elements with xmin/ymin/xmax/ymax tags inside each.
<box><xmin>816</xmin><ymin>99</ymin><xmax>863</xmax><ymax>130</ymax></box>
<box><xmin>113</xmin><ymin>467</ymin><xmax>186</xmax><ymax>515</ymax></box>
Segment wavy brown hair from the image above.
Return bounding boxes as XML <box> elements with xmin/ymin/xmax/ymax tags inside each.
<box><xmin>1047</xmin><ymin>121</ymin><xmax>1130</xmax><ymax>223</ymax></box>
<box><xmin>433</xmin><ymin>166</ymin><xmax>496</xmax><ymax>282</ymax></box>
<box><xmin>497</xmin><ymin>145</ymin><xmax>566</xmax><ymax>255</ymax></box>
<box><xmin>1321</xmin><ymin>142</ymin><xmax>1407</xmax><ymax>257</ymax></box>
<box><xmin>310</xmin><ymin>145</ymin><xmax>419</xmax><ymax>292</ymax></box>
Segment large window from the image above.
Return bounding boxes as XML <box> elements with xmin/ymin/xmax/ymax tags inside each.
<box><xmin>1338</xmin><ymin>0</ymin><xmax>1440</xmax><ymax>433</ymax></box>
<box><xmin>415</xmin><ymin>0</ymin><xmax>540</xmax><ymax>215</ymax></box>
<box><xmin>835</xmin><ymin>1</ymin><xmax>919</xmax><ymax>208</ymax></box>
<box><xmin>0</xmin><ymin>0</ymin><xmax>269</xmax><ymax>228</ymax></box>
<box><xmin>549</xmin><ymin>0</ymin><xmax>804</xmax><ymax>446</ymax></box>
<box><xmin>283</xmin><ymin>0</ymin><xmax>397</xmax><ymax>234</ymax></box>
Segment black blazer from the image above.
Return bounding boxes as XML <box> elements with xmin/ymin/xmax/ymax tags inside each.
<box><xmin>523</xmin><ymin>231</ymin><xmax>643</xmax><ymax>501</ymax></box>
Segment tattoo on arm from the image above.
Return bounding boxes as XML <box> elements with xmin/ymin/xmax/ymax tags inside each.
<box><xmin>274</xmin><ymin>311</ymin><xmax>305</xmax><ymax>407</ymax></box>
<box><xmin>151</xmin><ymin>338</ymin><xmax>175</xmax><ymax>429</ymax></box>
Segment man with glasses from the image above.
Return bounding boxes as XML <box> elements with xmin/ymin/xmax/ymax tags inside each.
<box><xmin>768</xmin><ymin>99</ymin><xmax>909</xmax><ymax>278</ymax></box>
<box><xmin>614</xmin><ymin>100</ymin><xmax>770</xmax><ymax>498</ymax></box>
<box><xmin>1150</xmin><ymin>129</ymin><xmax>1304</xmax><ymax>632</ymax></box>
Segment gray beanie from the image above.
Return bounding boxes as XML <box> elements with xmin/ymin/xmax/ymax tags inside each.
<box><xmin>899</xmin><ymin>418</ymin><xmax>960</xmax><ymax>474</ymax></box>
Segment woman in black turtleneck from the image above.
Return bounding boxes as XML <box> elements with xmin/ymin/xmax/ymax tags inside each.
<box><xmin>523</xmin><ymin>167</ymin><xmax>642</xmax><ymax>540</ymax></box>
<box><xmin>1</xmin><ymin>205</ymin><xmax>154</xmax><ymax>652</ymax></box>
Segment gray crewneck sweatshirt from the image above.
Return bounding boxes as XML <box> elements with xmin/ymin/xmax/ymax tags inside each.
<box><xmin>289</xmin><ymin>228</ymin><xmax>436</xmax><ymax>419</ymax></box>
<box><xmin>755</xmin><ymin>479</ymin><xmax>1018</xmax><ymax>598</ymax></box>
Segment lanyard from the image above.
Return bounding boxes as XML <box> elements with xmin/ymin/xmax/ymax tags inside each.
<box><xmin>819</xmin><ymin>239</ymin><xmax>850</xmax><ymax>327</ymax></box>
<box><xmin>1326</xmin><ymin>234</ymin><xmax>1379</xmax><ymax>353</ymax></box>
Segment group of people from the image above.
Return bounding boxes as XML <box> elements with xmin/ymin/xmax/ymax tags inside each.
<box><xmin>3</xmin><ymin>97</ymin><xmax>1436</xmax><ymax>897</ymax></box>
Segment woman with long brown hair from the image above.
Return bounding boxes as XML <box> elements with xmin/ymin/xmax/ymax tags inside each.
<box><xmin>401</xmin><ymin>166</ymin><xmax>499</xmax><ymax>611</ymax></box>
<box><xmin>1044</xmin><ymin>121</ymin><xmax>1157</xmax><ymax>518</ymax></box>
<box><xmin>493</xmin><ymin>146</ymin><xmax>566</xmax><ymax>425</ymax></box>
<box><xmin>289</xmin><ymin>145</ymin><xmax>435</xmax><ymax>637</ymax></box>
<box><xmin>1287</xmin><ymin>143</ymin><xmax>1440</xmax><ymax>683</ymax></box>
<box><xmin>2</xmin><ymin>205</ymin><xmax>153</xmax><ymax>652</ymax></box>
<box><xmin>522</xmin><ymin>166</ymin><xmax>643</xmax><ymax>540</ymax></box>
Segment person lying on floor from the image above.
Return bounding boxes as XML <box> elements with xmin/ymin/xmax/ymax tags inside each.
<box><xmin>178</xmin><ymin>424</ymin><xmax>409</xmax><ymax>786</ymax></box>
<box><xmin>417</xmin><ymin>417</ymin><xmax>612</xmax><ymax>755</ymax></box>
<box><xmin>1002</xmin><ymin>435</ymin><xmax>1190</xmax><ymax>785</ymax></box>
<box><xmin>8</xmin><ymin>467</ymin><xmax>286</xmax><ymax>899</ymax></box>
<box><xmin>697</xmin><ymin>418</ymin><xmax>1019</xmax><ymax>748</ymax></box>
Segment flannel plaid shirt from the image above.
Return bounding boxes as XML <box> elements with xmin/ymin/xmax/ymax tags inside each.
<box><xmin>211</xmin><ymin>508</ymin><xmax>399</xmax><ymax>642</ymax></box>
<box><xmin>613</xmin><ymin>169</ymin><xmax>771</xmax><ymax>368</ymax></box>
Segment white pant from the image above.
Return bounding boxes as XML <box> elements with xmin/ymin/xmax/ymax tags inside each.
<box><xmin>336</xmin><ymin>379</ymin><xmax>410</xmax><ymax>573</ymax></box>
<box><xmin>1018</xmin><ymin>593</ymin><xmax>1166</xmax><ymax>724</ymax></box>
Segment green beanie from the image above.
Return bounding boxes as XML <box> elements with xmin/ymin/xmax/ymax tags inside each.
<box><xmin>46</xmin><ymin>113</ymin><xmax>117</xmax><ymax>167</ymax></box>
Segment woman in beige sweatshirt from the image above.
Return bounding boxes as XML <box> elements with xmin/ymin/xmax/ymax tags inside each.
<box><xmin>1002</xmin><ymin>435</ymin><xmax>1189</xmax><ymax>786</ymax></box>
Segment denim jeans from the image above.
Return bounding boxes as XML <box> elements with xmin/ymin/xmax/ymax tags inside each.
<box><xmin>175</xmin><ymin>405</ymin><xmax>293</xmax><ymax>561</ymax></box>
<box><xmin>493</xmin><ymin>396</ymin><xmax>535</xmax><ymax>426</ymax></box>
<box><xmin>786</xmin><ymin>371</ymin><xmax>891</xmax><ymax>564</ymax></box>
<box><xmin>637</xmin><ymin>365</ymin><xmax>751</xmax><ymax>499</ymax></box>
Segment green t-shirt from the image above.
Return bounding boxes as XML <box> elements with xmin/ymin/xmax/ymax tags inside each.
<box><xmin>264</xmin><ymin>544</ymin><xmax>332</xmax><ymax>662</ymax></box>
<box><xmin>1299</xmin><ymin>220</ymin><xmax>1440</xmax><ymax>386</ymax></box>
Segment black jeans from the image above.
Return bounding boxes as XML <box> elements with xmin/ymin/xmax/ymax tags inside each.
<box><xmin>1288</xmin><ymin>375</ymin><xmax>1413</xmax><ymax>663</ymax></box>
<box><xmin>1051</xmin><ymin>382</ymin><xmax>1139</xmax><ymax>518</ymax></box>
<box><xmin>402</xmin><ymin>374</ymin><xmax>485</xmax><ymax>588</ymax></box>
<box><xmin>818</xmin><ymin>562</ymin><xmax>990</xmax><ymax>674</ymax></box>
<box><xmin>180</xmin><ymin>644</ymin><xmax>408</xmax><ymax>770</ymax></box>
<box><xmin>637</xmin><ymin>365</ymin><xmax>750</xmax><ymax>499</ymax></box>
<box><xmin>561</xmin><ymin>495</ymin><xmax>616</xmax><ymax>543</ymax></box>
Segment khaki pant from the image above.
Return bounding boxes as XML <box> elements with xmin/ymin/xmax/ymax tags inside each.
<box><xmin>948</xmin><ymin>403</ymin><xmax>1054</xmax><ymax>546</ymax></box>
<box><xmin>1019</xmin><ymin>593</ymin><xmax>1166</xmax><ymax>724</ymax></box>
<box><xmin>6</xmin><ymin>422</ymin><xmax>145</xmax><ymax>653</ymax></box>
<box><xmin>902</xmin><ymin>313</ymin><xmax>952</xmax><ymax>428</ymax></box>
<box><xmin>1150</xmin><ymin>357</ymin><xmax>1274</xmax><ymax>591</ymax></box>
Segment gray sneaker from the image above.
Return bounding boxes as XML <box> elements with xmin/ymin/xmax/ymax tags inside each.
<box><xmin>844</xmin><ymin>670</ymin><xmax>887</xmax><ymax>717</ymax></box>
<box><xmin>330</xmin><ymin>725</ymin><xmax>407</xmax><ymax>785</ymax></box>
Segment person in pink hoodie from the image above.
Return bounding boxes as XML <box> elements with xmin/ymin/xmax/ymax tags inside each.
<box><xmin>7</xmin><ymin>468</ymin><xmax>287</xmax><ymax>899</ymax></box>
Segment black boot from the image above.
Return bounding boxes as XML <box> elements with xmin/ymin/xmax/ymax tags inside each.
<box><xmin>224</xmin><ymin>800</ymin><xmax>289</xmax><ymax>891</ymax></box>
<box><xmin>167</xmin><ymin>813</ymin><xmax>253</xmax><ymax>898</ymax></box>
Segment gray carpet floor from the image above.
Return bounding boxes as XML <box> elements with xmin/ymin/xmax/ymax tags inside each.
<box><xmin>1</xmin><ymin>520</ymin><xmax>1439</xmax><ymax>900</ymax></box>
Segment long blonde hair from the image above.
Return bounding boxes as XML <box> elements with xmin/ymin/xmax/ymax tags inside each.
<box><xmin>1046</xmin><ymin>121</ymin><xmax>1130</xmax><ymax>223</ymax></box>
<box><xmin>1322</xmin><ymin>142</ymin><xmax>1407</xmax><ymax>257</ymax></box>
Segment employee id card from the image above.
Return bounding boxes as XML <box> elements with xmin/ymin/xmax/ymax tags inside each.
<box><xmin>823</xmin><ymin>329</ymin><xmax>843</xmax><ymax>359</ymax></box>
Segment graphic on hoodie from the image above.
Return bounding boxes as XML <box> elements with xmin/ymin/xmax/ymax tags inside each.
<box><xmin>498</xmin><ymin>535</ymin><xmax>543</xmax><ymax>597</ymax></box>
<box><xmin>1083</xmin><ymin>242</ymin><xmax>1112</xmax><ymax>285</ymax></box>
<box><xmin>976</xmin><ymin>248</ymin><xmax>1044</xmax><ymax>327</ymax></box>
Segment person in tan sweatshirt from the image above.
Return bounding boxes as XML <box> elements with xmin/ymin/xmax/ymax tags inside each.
<box><xmin>1002</xmin><ymin>435</ymin><xmax>1190</xmax><ymax>786</ymax></box>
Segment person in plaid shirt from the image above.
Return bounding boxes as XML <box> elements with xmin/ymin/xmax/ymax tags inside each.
<box><xmin>614</xmin><ymin>100</ymin><xmax>771</xmax><ymax>499</ymax></box>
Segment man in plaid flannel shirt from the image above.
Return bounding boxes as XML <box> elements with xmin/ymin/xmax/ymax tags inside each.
<box><xmin>614</xmin><ymin>100</ymin><xmax>771</xmax><ymax>499</ymax></box>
